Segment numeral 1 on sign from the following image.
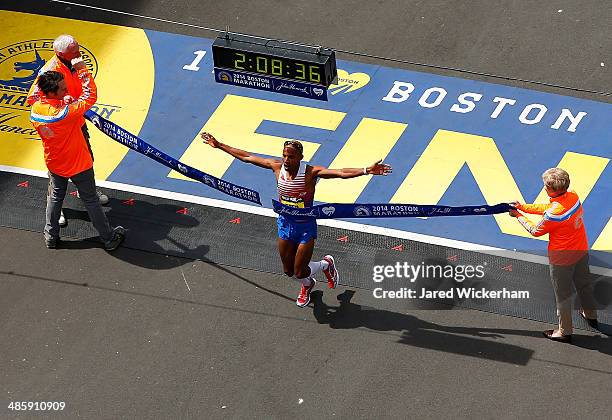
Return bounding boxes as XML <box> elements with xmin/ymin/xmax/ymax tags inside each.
<box><xmin>183</xmin><ymin>50</ymin><xmax>207</xmax><ymax>71</ymax></box>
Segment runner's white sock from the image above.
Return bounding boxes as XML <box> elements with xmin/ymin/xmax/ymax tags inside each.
<box><xmin>308</xmin><ymin>260</ymin><xmax>329</xmax><ymax>276</ymax></box>
<box><xmin>299</xmin><ymin>276</ymin><xmax>315</xmax><ymax>286</ymax></box>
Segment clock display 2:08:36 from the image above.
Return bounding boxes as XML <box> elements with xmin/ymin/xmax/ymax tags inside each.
<box><xmin>233</xmin><ymin>53</ymin><xmax>322</xmax><ymax>83</ymax></box>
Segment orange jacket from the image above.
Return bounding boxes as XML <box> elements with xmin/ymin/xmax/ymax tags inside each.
<box><xmin>516</xmin><ymin>190</ymin><xmax>588</xmax><ymax>265</ymax></box>
<box><xmin>30</xmin><ymin>67</ymin><xmax>97</xmax><ymax>177</ymax></box>
<box><xmin>27</xmin><ymin>55</ymin><xmax>86</xmax><ymax>126</ymax></box>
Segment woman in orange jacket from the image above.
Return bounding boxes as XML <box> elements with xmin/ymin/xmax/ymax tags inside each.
<box><xmin>510</xmin><ymin>168</ymin><xmax>598</xmax><ymax>343</ymax></box>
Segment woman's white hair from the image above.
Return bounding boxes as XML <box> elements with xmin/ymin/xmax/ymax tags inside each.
<box><xmin>542</xmin><ymin>167</ymin><xmax>570</xmax><ymax>192</ymax></box>
<box><xmin>53</xmin><ymin>34</ymin><xmax>77</xmax><ymax>53</ymax></box>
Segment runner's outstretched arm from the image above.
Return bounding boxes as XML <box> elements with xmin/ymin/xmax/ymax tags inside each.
<box><xmin>312</xmin><ymin>159</ymin><xmax>392</xmax><ymax>179</ymax></box>
<box><xmin>201</xmin><ymin>132</ymin><xmax>278</xmax><ymax>170</ymax></box>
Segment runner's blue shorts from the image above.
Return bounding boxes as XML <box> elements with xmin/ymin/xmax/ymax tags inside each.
<box><xmin>277</xmin><ymin>215</ymin><xmax>317</xmax><ymax>244</ymax></box>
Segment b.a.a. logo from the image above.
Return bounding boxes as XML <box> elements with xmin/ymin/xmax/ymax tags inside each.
<box><xmin>0</xmin><ymin>39</ymin><xmax>98</xmax><ymax>140</ymax></box>
<box><xmin>0</xmin><ymin>11</ymin><xmax>155</xmax><ymax>179</ymax></box>
<box><xmin>0</xmin><ymin>39</ymin><xmax>97</xmax><ymax>109</ymax></box>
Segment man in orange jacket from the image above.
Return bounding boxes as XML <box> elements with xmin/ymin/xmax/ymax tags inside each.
<box><xmin>30</xmin><ymin>54</ymin><xmax>125</xmax><ymax>250</ymax></box>
<box><xmin>28</xmin><ymin>34</ymin><xmax>109</xmax><ymax>227</ymax></box>
<box><xmin>510</xmin><ymin>168</ymin><xmax>598</xmax><ymax>343</ymax></box>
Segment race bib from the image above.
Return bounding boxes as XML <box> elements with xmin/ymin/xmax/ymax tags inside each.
<box><xmin>280</xmin><ymin>195</ymin><xmax>305</xmax><ymax>208</ymax></box>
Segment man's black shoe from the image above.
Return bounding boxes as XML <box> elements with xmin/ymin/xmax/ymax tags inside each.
<box><xmin>104</xmin><ymin>226</ymin><xmax>126</xmax><ymax>251</ymax></box>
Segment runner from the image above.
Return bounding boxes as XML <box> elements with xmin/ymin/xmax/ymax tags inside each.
<box><xmin>201</xmin><ymin>133</ymin><xmax>392</xmax><ymax>307</ymax></box>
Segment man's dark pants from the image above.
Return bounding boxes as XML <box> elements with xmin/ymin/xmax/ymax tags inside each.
<box><xmin>45</xmin><ymin>167</ymin><xmax>112</xmax><ymax>243</ymax></box>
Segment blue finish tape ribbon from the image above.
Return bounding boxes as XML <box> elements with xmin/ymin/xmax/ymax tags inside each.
<box><xmin>85</xmin><ymin>110</ymin><xmax>262</xmax><ymax>205</ymax></box>
<box><xmin>272</xmin><ymin>200</ymin><xmax>512</xmax><ymax>219</ymax></box>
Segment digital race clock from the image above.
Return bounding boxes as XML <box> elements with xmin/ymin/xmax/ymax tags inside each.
<box><xmin>212</xmin><ymin>34</ymin><xmax>337</xmax><ymax>87</ymax></box>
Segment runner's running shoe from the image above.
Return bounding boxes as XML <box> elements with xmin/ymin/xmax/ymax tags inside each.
<box><xmin>296</xmin><ymin>279</ymin><xmax>316</xmax><ymax>307</ymax></box>
<box><xmin>323</xmin><ymin>255</ymin><xmax>339</xmax><ymax>289</ymax></box>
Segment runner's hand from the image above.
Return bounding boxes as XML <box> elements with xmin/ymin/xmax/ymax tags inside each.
<box><xmin>201</xmin><ymin>132</ymin><xmax>220</xmax><ymax>148</ymax></box>
<box><xmin>367</xmin><ymin>160</ymin><xmax>392</xmax><ymax>176</ymax></box>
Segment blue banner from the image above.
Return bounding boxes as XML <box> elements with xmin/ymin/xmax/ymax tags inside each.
<box><xmin>85</xmin><ymin>110</ymin><xmax>262</xmax><ymax>205</ymax></box>
<box><xmin>272</xmin><ymin>200</ymin><xmax>512</xmax><ymax>219</ymax></box>
<box><xmin>214</xmin><ymin>68</ymin><xmax>328</xmax><ymax>101</ymax></box>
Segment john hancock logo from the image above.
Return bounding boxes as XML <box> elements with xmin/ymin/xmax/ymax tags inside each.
<box><xmin>328</xmin><ymin>69</ymin><xmax>370</xmax><ymax>95</ymax></box>
<box><xmin>0</xmin><ymin>39</ymin><xmax>98</xmax><ymax>139</ymax></box>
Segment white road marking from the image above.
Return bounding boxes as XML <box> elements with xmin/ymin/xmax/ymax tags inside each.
<box><xmin>50</xmin><ymin>0</ymin><xmax>220</xmax><ymax>32</ymax></box>
<box><xmin>181</xmin><ymin>268</ymin><xmax>191</xmax><ymax>292</ymax></box>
